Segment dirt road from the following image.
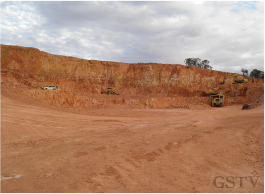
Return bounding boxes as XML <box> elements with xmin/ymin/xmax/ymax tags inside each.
<box><xmin>1</xmin><ymin>94</ymin><xmax>264</xmax><ymax>192</ymax></box>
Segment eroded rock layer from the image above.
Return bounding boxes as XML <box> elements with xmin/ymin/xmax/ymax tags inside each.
<box><xmin>1</xmin><ymin>44</ymin><xmax>263</xmax><ymax>109</ymax></box>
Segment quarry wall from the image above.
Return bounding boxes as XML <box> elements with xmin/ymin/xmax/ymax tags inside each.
<box><xmin>1</xmin><ymin>44</ymin><xmax>263</xmax><ymax>108</ymax></box>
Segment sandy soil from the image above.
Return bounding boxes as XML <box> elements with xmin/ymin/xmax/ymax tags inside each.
<box><xmin>1</xmin><ymin>93</ymin><xmax>264</xmax><ymax>193</ymax></box>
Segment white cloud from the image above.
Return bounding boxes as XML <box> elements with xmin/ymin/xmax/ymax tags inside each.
<box><xmin>0</xmin><ymin>1</ymin><xmax>263</xmax><ymax>74</ymax></box>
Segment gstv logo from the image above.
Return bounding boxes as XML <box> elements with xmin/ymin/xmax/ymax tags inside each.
<box><xmin>213</xmin><ymin>169</ymin><xmax>259</xmax><ymax>189</ymax></box>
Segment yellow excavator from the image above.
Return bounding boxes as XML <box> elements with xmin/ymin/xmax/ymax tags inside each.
<box><xmin>224</xmin><ymin>74</ymin><xmax>248</xmax><ymax>84</ymax></box>
<box><xmin>235</xmin><ymin>77</ymin><xmax>248</xmax><ymax>83</ymax></box>
<box><xmin>207</xmin><ymin>75</ymin><xmax>247</xmax><ymax>107</ymax></box>
<box><xmin>206</xmin><ymin>83</ymin><xmax>235</xmax><ymax>96</ymax></box>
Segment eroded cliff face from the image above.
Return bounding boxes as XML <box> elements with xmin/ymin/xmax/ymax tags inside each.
<box><xmin>1</xmin><ymin>44</ymin><xmax>264</xmax><ymax>109</ymax></box>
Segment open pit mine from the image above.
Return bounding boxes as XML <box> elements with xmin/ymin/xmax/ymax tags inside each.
<box><xmin>1</xmin><ymin>44</ymin><xmax>264</xmax><ymax>192</ymax></box>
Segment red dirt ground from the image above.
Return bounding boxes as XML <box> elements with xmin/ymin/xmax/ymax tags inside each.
<box><xmin>1</xmin><ymin>90</ymin><xmax>264</xmax><ymax>192</ymax></box>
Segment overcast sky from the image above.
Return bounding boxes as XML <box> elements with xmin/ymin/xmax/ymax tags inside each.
<box><xmin>1</xmin><ymin>1</ymin><xmax>264</xmax><ymax>74</ymax></box>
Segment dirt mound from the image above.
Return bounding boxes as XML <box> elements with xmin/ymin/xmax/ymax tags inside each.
<box><xmin>242</xmin><ymin>88</ymin><xmax>264</xmax><ymax>110</ymax></box>
<box><xmin>1</xmin><ymin>44</ymin><xmax>264</xmax><ymax>109</ymax></box>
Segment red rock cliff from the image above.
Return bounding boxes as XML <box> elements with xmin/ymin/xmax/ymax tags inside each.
<box><xmin>1</xmin><ymin>44</ymin><xmax>263</xmax><ymax>108</ymax></box>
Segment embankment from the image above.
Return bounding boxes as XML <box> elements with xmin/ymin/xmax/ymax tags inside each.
<box><xmin>1</xmin><ymin>44</ymin><xmax>263</xmax><ymax>109</ymax></box>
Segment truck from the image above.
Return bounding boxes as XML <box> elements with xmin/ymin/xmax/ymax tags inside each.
<box><xmin>41</xmin><ymin>86</ymin><xmax>59</xmax><ymax>90</ymax></box>
<box><xmin>210</xmin><ymin>94</ymin><xmax>224</xmax><ymax>107</ymax></box>
<box><xmin>101</xmin><ymin>87</ymin><xmax>119</xmax><ymax>95</ymax></box>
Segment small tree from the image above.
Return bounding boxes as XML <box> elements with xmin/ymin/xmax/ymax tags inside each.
<box><xmin>241</xmin><ymin>68</ymin><xmax>248</xmax><ymax>76</ymax></box>
<box><xmin>184</xmin><ymin>58</ymin><xmax>201</xmax><ymax>67</ymax></box>
<box><xmin>184</xmin><ymin>58</ymin><xmax>193</xmax><ymax>66</ymax></box>
<box><xmin>184</xmin><ymin>58</ymin><xmax>212</xmax><ymax>70</ymax></box>
<box><xmin>201</xmin><ymin>60</ymin><xmax>212</xmax><ymax>70</ymax></box>
<box><xmin>250</xmin><ymin>69</ymin><xmax>264</xmax><ymax>79</ymax></box>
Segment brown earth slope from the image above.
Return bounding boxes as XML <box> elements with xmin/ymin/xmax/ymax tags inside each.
<box><xmin>1</xmin><ymin>44</ymin><xmax>263</xmax><ymax>109</ymax></box>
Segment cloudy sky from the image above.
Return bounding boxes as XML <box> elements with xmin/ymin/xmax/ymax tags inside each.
<box><xmin>1</xmin><ymin>1</ymin><xmax>264</xmax><ymax>74</ymax></box>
